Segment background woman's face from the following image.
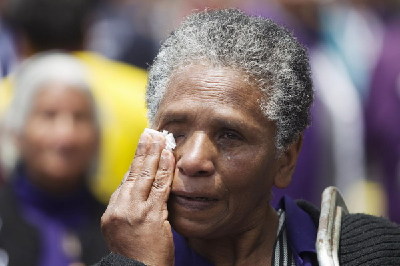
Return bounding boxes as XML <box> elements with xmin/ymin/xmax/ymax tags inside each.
<box><xmin>19</xmin><ymin>82</ymin><xmax>98</xmax><ymax>193</ymax></box>
<box><xmin>155</xmin><ymin>64</ymin><xmax>285</xmax><ymax>238</ymax></box>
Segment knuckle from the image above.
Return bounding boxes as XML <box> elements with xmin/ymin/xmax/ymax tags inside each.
<box><xmin>150</xmin><ymin>142</ymin><xmax>163</xmax><ymax>153</ymax></box>
<box><xmin>159</xmin><ymin>165</ymin><xmax>169</xmax><ymax>172</ymax></box>
<box><xmin>142</xmin><ymin>203</ymin><xmax>162</xmax><ymax>222</ymax></box>
<box><xmin>131</xmin><ymin>215</ymin><xmax>146</xmax><ymax>225</ymax></box>
<box><xmin>101</xmin><ymin>210</ymin><xmax>122</xmax><ymax>225</ymax></box>
<box><xmin>145</xmin><ymin>213</ymin><xmax>160</xmax><ymax>224</ymax></box>
<box><xmin>102</xmin><ymin>207</ymin><xmax>139</xmax><ymax>228</ymax></box>
<box><xmin>127</xmin><ymin>207</ymin><xmax>150</xmax><ymax>225</ymax></box>
<box><xmin>135</xmin><ymin>142</ymin><xmax>147</xmax><ymax>152</ymax></box>
<box><xmin>133</xmin><ymin>152</ymin><xmax>146</xmax><ymax>162</ymax></box>
<box><xmin>140</xmin><ymin>169</ymin><xmax>152</xmax><ymax>178</ymax></box>
<box><xmin>126</xmin><ymin>171</ymin><xmax>137</xmax><ymax>180</ymax></box>
<box><xmin>152</xmin><ymin>179</ymin><xmax>168</xmax><ymax>190</ymax></box>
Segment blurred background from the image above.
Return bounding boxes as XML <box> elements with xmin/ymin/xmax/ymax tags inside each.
<box><xmin>0</xmin><ymin>0</ymin><xmax>399</xmax><ymax>227</ymax></box>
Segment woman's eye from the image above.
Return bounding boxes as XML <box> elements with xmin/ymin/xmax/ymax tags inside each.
<box><xmin>174</xmin><ymin>134</ymin><xmax>185</xmax><ymax>140</ymax></box>
<box><xmin>74</xmin><ymin>112</ymin><xmax>91</xmax><ymax>122</ymax></box>
<box><xmin>168</xmin><ymin>131</ymin><xmax>185</xmax><ymax>143</ymax></box>
<box><xmin>41</xmin><ymin>110</ymin><xmax>57</xmax><ymax>119</ymax></box>
<box><xmin>219</xmin><ymin>130</ymin><xmax>243</xmax><ymax>141</ymax></box>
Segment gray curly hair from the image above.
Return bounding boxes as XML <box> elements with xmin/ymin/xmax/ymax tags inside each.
<box><xmin>146</xmin><ymin>8</ymin><xmax>313</xmax><ymax>151</ymax></box>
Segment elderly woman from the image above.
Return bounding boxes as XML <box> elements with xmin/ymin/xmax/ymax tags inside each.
<box><xmin>0</xmin><ymin>53</ymin><xmax>108</xmax><ymax>266</ymax></box>
<box><xmin>98</xmin><ymin>9</ymin><xmax>400</xmax><ymax>266</ymax></box>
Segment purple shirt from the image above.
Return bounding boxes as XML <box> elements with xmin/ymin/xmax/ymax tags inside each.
<box><xmin>173</xmin><ymin>196</ymin><xmax>318</xmax><ymax>266</ymax></box>
<box><xmin>12</xmin><ymin>167</ymin><xmax>93</xmax><ymax>266</ymax></box>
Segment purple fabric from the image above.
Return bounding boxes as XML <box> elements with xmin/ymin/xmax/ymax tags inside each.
<box><xmin>245</xmin><ymin>3</ymin><xmax>320</xmax><ymax>49</ymax></box>
<box><xmin>172</xmin><ymin>196</ymin><xmax>318</xmax><ymax>266</ymax></box>
<box><xmin>277</xmin><ymin>196</ymin><xmax>318</xmax><ymax>265</ymax></box>
<box><xmin>365</xmin><ymin>18</ymin><xmax>400</xmax><ymax>223</ymax></box>
<box><xmin>12</xmin><ymin>166</ymin><xmax>92</xmax><ymax>266</ymax></box>
<box><xmin>173</xmin><ymin>231</ymin><xmax>212</xmax><ymax>266</ymax></box>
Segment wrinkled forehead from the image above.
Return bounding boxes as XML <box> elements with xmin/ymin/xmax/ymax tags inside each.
<box><xmin>163</xmin><ymin>64</ymin><xmax>264</xmax><ymax>108</ymax></box>
<box><xmin>153</xmin><ymin>64</ymin><xmax>270</xmax><ymax>128</ymax></box>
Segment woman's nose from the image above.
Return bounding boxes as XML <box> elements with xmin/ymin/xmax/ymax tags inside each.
<box><xmin>176</xmin><ymin>132</ymin><xmax>216</xmax><ymax>177</ymax></box>
<box><xmin>53</xmin><ymin>114</ymin><xmax>78</xmax><ymax>145</ymax></box>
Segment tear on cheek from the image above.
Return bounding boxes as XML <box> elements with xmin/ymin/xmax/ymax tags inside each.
<box><xmin>144</xmin><ymin>128</ymin><xmax>176</xmax><ymax>151</ymax></box>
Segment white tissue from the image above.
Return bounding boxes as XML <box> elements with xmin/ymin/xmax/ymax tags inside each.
<box><xmin>144</xmin><ymin>128</ymin><xmax>176</xmax><ymax>151</ymax></box>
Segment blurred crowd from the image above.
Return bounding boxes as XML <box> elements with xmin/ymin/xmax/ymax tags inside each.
<box><xmin>0</xmin><ymin>0</ymin><xmax>399</xmax><ymax>264</ymax></box>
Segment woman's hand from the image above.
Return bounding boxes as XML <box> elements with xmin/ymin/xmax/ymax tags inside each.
<box><xmin>101</xmin><ymin>130</ymin><xmax>175</xmax><ymax>266</ymax></box>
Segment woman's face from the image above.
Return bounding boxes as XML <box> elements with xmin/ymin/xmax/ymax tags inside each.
<box><xmin>18</xmin><ymin>81</ymin><xmax>98</xmax><ymax>193</ymax></box>
<box><xmin>154</xmin><ymin>64</ymin><xmax>294</xmax><ymax>238</ymax></box>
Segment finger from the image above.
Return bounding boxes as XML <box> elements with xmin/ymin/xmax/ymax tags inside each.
<box><xmin>116</xmin><ymin>131</ymin><xmax>155</xmax><ymax>205</ymax></box>
<box><xmin>134</xmin><ymin>132</ymin><xmax>166</xmax><ymax>200</ymax></box>
<box><xmin>101</xmin><ymin>186</ymin><xmax>123</xmax><ymax>224</ymax></box>
<box><xmin>107</xmin><ymin>186</ymin><xmax>122</xmax><ymax>207</ymax></box>
<box><xmin>126</xmin><ymin>132</ymin><xmax>152</xmax><ymax>181</ymax></box>
<box><xmin>148</xmin><ymin>148</ymin><xmax>175</xmax><ymax>205</ymax></box>
<box><xmin>113</xmin><ymin>180</ymin><xmax>137</xmax><ymax>212</ymax></box>
<box><xmin>121</xmin><ymin>170</ymin><xmax>130</xmax><ymax>184</ymax></box>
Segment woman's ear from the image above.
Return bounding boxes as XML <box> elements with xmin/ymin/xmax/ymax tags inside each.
<box><xmin>273</xmin><ymin>135</ymin><xmax>303</xmax><ymax>188</ymax></box>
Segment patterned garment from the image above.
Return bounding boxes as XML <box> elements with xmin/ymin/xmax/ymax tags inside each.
<box><xmin>273</xmin><ymin>209</ymin><xmax>296</xmax><ymax>266</ymax></box>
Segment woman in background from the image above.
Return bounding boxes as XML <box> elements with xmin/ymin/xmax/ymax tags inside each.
<box><xmin>0</xmin><ymin>52</ymin><xmax>108</xmax><ymax>266</ymax></box>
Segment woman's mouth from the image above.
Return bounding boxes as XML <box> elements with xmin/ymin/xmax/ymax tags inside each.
<box><xmin>170</xmin><ymin>193</ymin><xmax>219</xmax><ymax>210</ymax></box>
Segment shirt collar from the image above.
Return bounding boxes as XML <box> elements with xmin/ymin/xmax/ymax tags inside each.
<box><xmin>276</xmin><ymin>195</ymin><xmax>317</xmax><ymax>258</ymax></box>
<box><xmin>173</xmin><ymin>229</ymin><xmax>212</xmax><ymax>266</ymax></box>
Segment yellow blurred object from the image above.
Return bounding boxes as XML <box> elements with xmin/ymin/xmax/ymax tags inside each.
<box><xmin>0</xmin><ymin>51</ymin><xmax>149</xmax><ymax>203</ymax></box>
<box><xmin>342</xmin><ymin>179</ymin><xmax>387</xmax><ymax>217</ymax></box>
